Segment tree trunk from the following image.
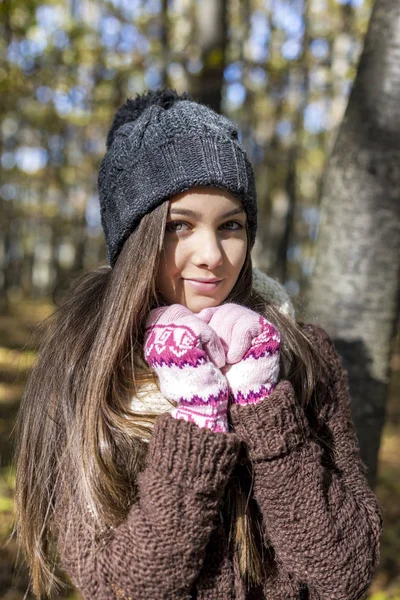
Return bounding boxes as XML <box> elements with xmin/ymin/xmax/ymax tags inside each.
<box><xmin>189</xmin><ymin>0</ymin><xmax>227</xmax><ymax>112</ymax></box>
<box><xmin>160</xmin><ymin>0</ymin><xmax>170</xmax><ymax>86</ymax></box>
<box><xmin>305</xmin><ymin>0</ymin><xmax>400</xmax><ymax>489</ymax></box>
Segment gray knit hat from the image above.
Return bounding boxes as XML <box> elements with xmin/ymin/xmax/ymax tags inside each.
<box><xmin>98</xmin><ymin>88</ymin><xmax>258</xmax><ymax>267</ymax></box>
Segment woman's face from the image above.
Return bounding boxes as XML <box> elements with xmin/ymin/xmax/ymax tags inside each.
<box><xmin>156</xmin><ymin>187</ymin><xmax>248</xmax><ymax>313</ymax></box>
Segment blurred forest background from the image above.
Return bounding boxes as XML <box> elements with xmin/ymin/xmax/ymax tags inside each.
<box><xmin>0</xmin><ymin>0</ymin><xmax>399</xmax><ymax>598</ymax></box>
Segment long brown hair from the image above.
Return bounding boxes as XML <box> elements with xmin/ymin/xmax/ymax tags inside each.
<box><xmin>14</xmin><ymin>198</ymin><xmax>327</xmax><ymax>598</ymax></box>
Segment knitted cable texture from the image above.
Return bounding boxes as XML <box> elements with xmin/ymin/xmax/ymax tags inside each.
<box><xmin>99</xmin><ymin>89</ymin><xmax>258</xmax><ymax>267</ymax></box>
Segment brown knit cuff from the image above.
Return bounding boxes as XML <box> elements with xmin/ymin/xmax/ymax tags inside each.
<box><xmin>147</xmin><ymin>413</ymin><xmax>241</xmax><ymax>492</ymax></box>
<box><xmin>229</xmin><ymin>380</ymin><xmax>311</xmax><ymax>460</ymax></box>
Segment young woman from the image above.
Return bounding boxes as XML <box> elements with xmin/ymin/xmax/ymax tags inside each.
<box><xmin>15</xmin><ymin>88</ymin><xmax>382</xmax><ymax>600</ymax></box>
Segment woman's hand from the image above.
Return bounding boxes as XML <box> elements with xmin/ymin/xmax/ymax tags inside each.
<box><xmin>197</xmin><ymin>304</ymin><xmax>281</xmax><ymax>405</ymax></box>
<box><xmin>144</xmin><ymin>304</ymin><xmax>230</xmax><ymax>432</ymax></box>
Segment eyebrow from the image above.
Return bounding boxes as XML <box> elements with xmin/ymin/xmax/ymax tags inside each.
<box><xmin>169</xmin><ymin>207</ymin><xmax>246</xmax><ymax>219</ymax></box>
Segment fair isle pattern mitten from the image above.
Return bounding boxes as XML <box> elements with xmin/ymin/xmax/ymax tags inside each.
<box><xmin>224</xmin><ymin>316</ymin><xmax>280</xmax><ymax>404</ymax></box>
<box><xmin>197</xmin><ymin>303</ymin><xmax>281</xmax><ymax>405</ymax></box>
<box><xmin>144</xmin><ymin>305</ymin><xmax>230</xmax><ymax>432</ymax></box>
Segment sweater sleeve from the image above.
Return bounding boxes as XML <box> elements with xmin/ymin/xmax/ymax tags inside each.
<box><xmin>54</xmin><ymin>413</ymin><xmax>241</xmax><ymax>600</ymax></box>
<box><xmin>229</xmin><ymin>323</ymin><xmax>383</xmax><ymax>600</ymax></box>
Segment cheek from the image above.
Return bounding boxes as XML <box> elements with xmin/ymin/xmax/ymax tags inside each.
<box><xmin>223</xmin><ymin>239</ymin><xmax>247</xmax><ymax>269</ymax></box>
<box><xmin>156</xmin><ymin>242</ymin><xmax>184</xmax><ymax>296</ymax></box>
<box><xmin>164</xmin><ymin>239</ymin><xmax>195</xmax><ymax>276</ymax></box>
<box><xmin>160</xmin><ymin>240</ymin><xmax>179</xmax><ymax>273</ymax></box>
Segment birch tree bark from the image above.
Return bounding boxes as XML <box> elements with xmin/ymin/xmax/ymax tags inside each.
<box><xmin>306</xmin><ymin>0</ymin><xmax>400</xmax><ymax>488</ymax></box>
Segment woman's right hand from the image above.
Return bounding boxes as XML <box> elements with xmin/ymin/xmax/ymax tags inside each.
<box><xmin>144</xmin><ymin>304</ymin><xmax>229</xmax><ymax>433</ymax></box>
<box><xmin>197</xmin><ymin>303</ymin><xmax>281</xmax><ymax>406</ymax></box>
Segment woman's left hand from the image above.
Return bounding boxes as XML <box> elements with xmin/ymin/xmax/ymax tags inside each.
<box><xmin>196</xmin><ymin>303</ymin><xmax>281</xmax><ymax>405</ymax></box>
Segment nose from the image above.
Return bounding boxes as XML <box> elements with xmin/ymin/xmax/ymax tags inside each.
<box><xmin>191</xmin><ymin>230</ymin><xmax>224</xmax><ymax>269</ymax></box>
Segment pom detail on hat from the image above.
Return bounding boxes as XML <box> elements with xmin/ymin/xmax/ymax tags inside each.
<box><xmin>106</xmin><ymin>88</ymin><xmax>193</xmax><ymax>149</ymax></box>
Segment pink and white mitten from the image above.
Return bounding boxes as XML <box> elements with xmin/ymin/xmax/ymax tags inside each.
<box><xmin>197</xmin><ymin>303</ymin><xmax>281</xmax><ymax>405</ymax></box>
<box><xmin>144</xmin><ymin>304</ymin><xmax>229</xmax><ymax>432</ymax></box>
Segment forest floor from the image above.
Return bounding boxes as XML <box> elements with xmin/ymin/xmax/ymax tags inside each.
<box><xmin>0</xmin><ymin>300</ymin><xmax>399</xmax><ymax>600</ymax></box>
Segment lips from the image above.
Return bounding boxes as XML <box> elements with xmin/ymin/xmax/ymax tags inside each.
<box><xmin>186</xmin><ymin>278</ymin><xmax>221</xmax><ymax>283</ymax></box>
<box><xmin>184</xmin><ymin>279</ymin><xmax>222</xmax><ymax>293</ymax></box>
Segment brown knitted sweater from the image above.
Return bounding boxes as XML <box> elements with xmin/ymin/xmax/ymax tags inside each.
<box><xmin>54</xmin><ymin>323</ymin><xmax>382</xmax><ymax>599</ymax></box>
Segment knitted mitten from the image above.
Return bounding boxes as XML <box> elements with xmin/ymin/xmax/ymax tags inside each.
<box><xmin>197</xmin><ymin>303</ymin><xmax>280</xmax><ymax>405</ymax></box>
<box><xmin>144</xmin><ymin>304</ymin><xmax>230</xmax><ymax>432</ymax></box>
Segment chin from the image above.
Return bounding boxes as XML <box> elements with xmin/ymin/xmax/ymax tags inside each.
<box><xmin>187</xmin><ymin>296</ymin><xmax>223</xmax><ymax>314</ymax></box>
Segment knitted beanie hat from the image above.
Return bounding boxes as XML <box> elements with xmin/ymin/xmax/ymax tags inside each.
<box><xmin>98</xmin><ymin>88</ymin><xmax>258</xmax><ymax>267</ymax></box>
